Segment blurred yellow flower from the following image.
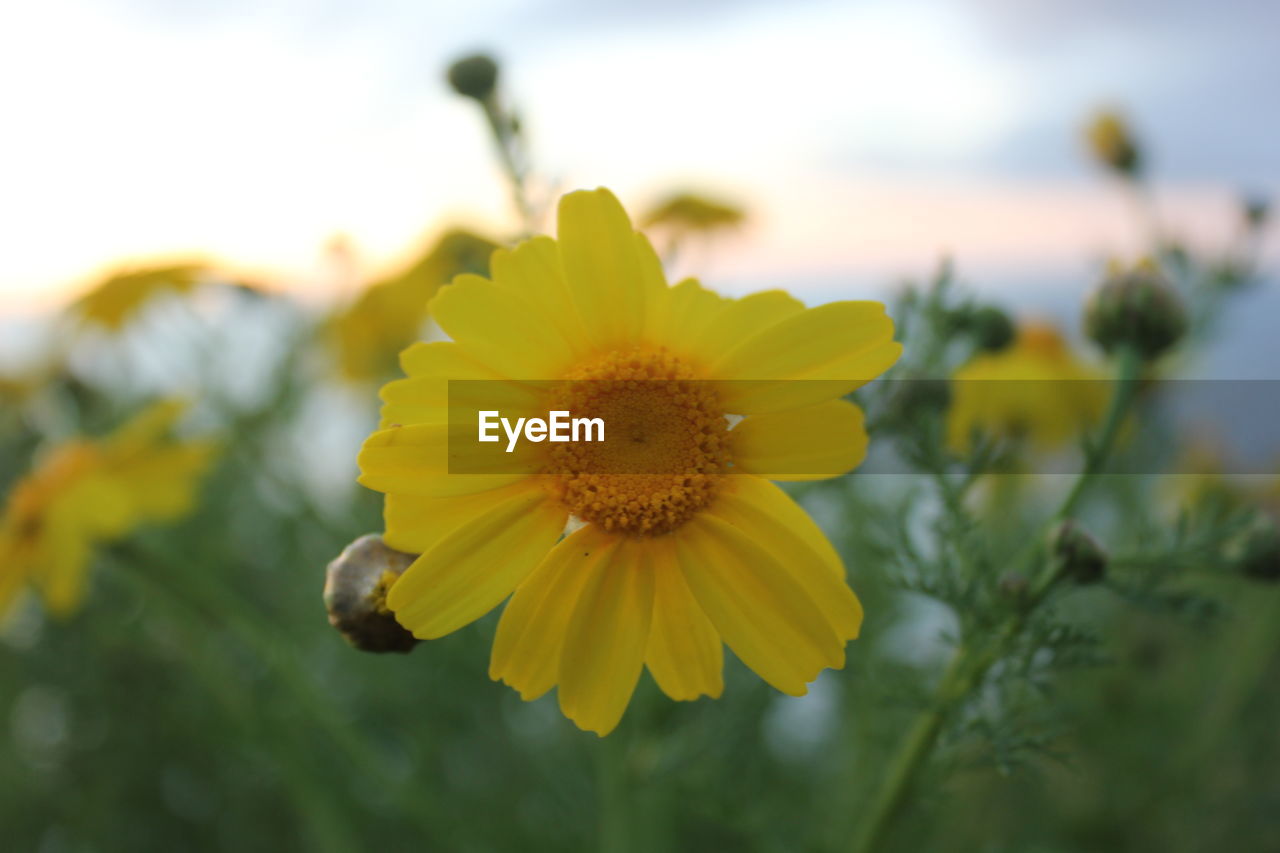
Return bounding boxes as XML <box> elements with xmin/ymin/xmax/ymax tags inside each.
<box><xmin>948</xmin><ymin>323</ymin><xmax>1107</xmax><ymax>453</ymax></box>
<box><xmin>72</xmin><ymin>263</ymin><xmax>206</xmax><ymax>330</ymax></box>
<box><xmin>641</xmin><ymin>191</ymin><xmax>746</xmax><ymax>234</ymax></box>
<box><xmin>329</xmin><ymin>229</ymin><xmax>498</xmax><ymax>381</ymax></box>
<box><xmin>358</xmin><ymin>187</ymin><xmax>901</xmax><ymax>734</ymax></box>
<box><xmin>1084</xmin><ymin>109</ymin><xmax>1141</xmax><ymax>177</ymax></box>
<box><xmin>0</xmin><ymin>401</ymin><xmax>216</xmax><ymax>618</ymax></box>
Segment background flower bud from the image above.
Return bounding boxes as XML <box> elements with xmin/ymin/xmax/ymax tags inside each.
<box><xmin>323</xmin><ymin>534</ymin><xmax>419</xmax><ymax>653</ymax></box>
<box><xmin>446</xmin><ymin>53</ymin><xmax>499</xmax><ymax>101</ymax></box>
<box><xmin>1224</xmin><ymin>515</ymin><xmax>1280</xmax><ymax>582</ymax></box>
<box><xmin>1242</xmin><ymin>193</ymin><xmax>1270</xmax><ymax>230</ymax></box>
<box><xmin>968</xmin><ymin>305</ymin><xmax>1015</xmax><ymax>352</ymax></box>
<box><xmin>1050</xmin><ymin>519</ymin><xmax>1108</xmax><ymax>585</ymax></box>
<box><xmin>1084</xmin><ymin>260</ymin><xmax>1187</xmax><ymax>360</ymax></box>
<box><xmin>1084</xmin><ymin>110</ymin><xmax>1142</xmax><ymax>177</ymax></box>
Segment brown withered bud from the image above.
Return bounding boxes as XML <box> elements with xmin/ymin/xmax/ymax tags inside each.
<box><xmin>323</xmin><ymin>534</ymin><xmax>419</xmax><ymax>653</ymax></box>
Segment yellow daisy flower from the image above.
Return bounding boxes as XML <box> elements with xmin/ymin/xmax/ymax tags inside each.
<box><xmin>947</xmin><ymin>323</ymin><xmax>1107</xmax><ymax>453</ymax></box>
<box><xmin>641</xmin><ymin>192</ymin><xmax>746</xmax><ymax>233</ymax></box>
<box><xmin>330</xmin><ymin>229</ymin><xmax>499</xmax><ymax>382</ymax></box>
<box><xmin>357</xmin><ymin>188</ymin><xmax>902</xmax><ymax>735</ymax></box>
<box><xmin>72</xmin><ymin>264</ymin><xmax>206</xmax><ymax>330</ymax></box>
<box><xmin>0</xmin><ymin>401</ymin><xmax>216</xmax><ymax>618</ymax></box>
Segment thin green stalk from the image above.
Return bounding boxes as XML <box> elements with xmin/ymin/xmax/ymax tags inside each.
<box><xmin>1055</xmin><ymin>345</ymin><xmax>1142</xmax><ymax>522</ymax></box>
<box><xmin>113</xmin><ymin>540</ymin><xmax>445</xmax><ymax>839</ymax></box>
<box><xmin>111</xmin><ymin>555</ymin><xmax>361</xmax><ymax>853</ymax></box>
<box><xmin>479</xmin><ymin>95</ymin><xmax>536</xmax><ymax>234</ymax></box>
<box><xmin>596</xmin><ymin>734</ymin><xmax>630</xmax><ymax>853</ymax></box>
<box><xmin>849</xmin><ymin>346</ymin><xmax>1144</xmax><ymax>853</ymax></box>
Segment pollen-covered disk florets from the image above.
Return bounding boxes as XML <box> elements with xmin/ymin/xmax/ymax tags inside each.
<box><xmin>542</xmin><ymin>349</ymin><xmax>731</xmax><ymax>536</ymax></box>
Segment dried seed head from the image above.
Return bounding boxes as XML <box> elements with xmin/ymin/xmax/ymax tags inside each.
<box><xmin>323</xmin><ymin>534</ymin><xmax>419</xmax><ymax>653</ymax></box>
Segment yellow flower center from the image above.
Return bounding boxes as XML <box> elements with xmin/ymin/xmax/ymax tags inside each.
<box><xmin>542</xmin><ymin>349</ymin><xmax>730</xmax><ymax>537</ymax></box>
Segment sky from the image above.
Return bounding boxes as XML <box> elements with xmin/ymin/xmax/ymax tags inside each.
<box><xmin>0</xmin><ymin>0</ymin><xmax>1276</xmax><ymax>312</ymax></box>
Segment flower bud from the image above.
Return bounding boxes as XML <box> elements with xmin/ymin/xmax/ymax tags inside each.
<box><xmin>968</xmin><ymin>305</ymin><xmax>1015</xmax><ymax>352</ymax></box>
<box><xmin>1050</xmin><ymin>520</ymin><xmax>1107</xmax><ymax>585</ymax></box>
<box><xmin>323</xmin><ymin>535</ymin><xmax>419</xmax><ymax>653</ymax></box>
<box><xmin>998</xmin><ymin>571</ymin><xmax>1029</xmax><ymax>603</ymax></box>
<box><xmin>1243</xmin><ymin>194</ymin><xmax>1270</xmax><ymax>230</ymax></box>
<box><xmin>1084</xmin><ymin>110</ymin><xmax>1142</xmax><ymax>177</ymax></box>
<box><xmin>889</xmin><ymin>376</ymin><xmax>951</xmax><ymax>424</ymax></box>
<box><xmin>446</xmin><ymin>53</ymin><xmax>499</xmax><ymax>102</ymax></box>
<box><xmin>1224</xmin><ymin>515</ymin><xmax>1280</xmax><ymax>582</ymax></box>
<box><xmin>1084</xmin><ymin>260</ymin><xmax>1187</xmax><ymax>360</ymax></box>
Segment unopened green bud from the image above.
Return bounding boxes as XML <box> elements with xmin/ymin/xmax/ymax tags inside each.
<box><xmin>1084</xmin><ymin>260</ymin><xmax>1187</xmax><ymax>360</ymax></box>
<box><xmin>1243</xmin><ymin>194</ymin><xmax>1270</xmax><ymax>230</ymax></box>
<box><xmin>1050</xmin><ymin>519</ymin><xmax>1108</xmax><ymax>585</ymax></box>
<box><xmin>998</xmin><ymin>571</ymin><xmax>1030</xmax><ymax>602</ymax></box>
<box><xmin>446</xmin><ymin>53</ymin><xmax>499</xmax><ymax>101</ymax></box>
<box><xmin>969</xmin><ymin>305</ymin><xmax>1015</xmax><ymax>352</ymax></box>
<box><xmin>323</xmin><ymin>534</ymin><xmax>418</xmax><ymax>653</ymax></box>
<box><xmin>1225</xmin><ymin>515</ymin><xmax>1280</xmax><ymax>582</ymax></box>
<box><xmin>889</xmin><ymin>377</ymin><xmax>951</xmax><ymax>424</ymax></box>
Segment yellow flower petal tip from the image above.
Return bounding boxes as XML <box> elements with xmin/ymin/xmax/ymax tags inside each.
<box><xmin>357</xmin><ymin>187</ymin><xmax>899</xmax><ymax>733</ymax></box>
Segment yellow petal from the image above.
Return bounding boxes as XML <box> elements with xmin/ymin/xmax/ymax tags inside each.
<box><xmin>556</xmin><ymin>188</ymin><xmax>659</xmax><ymax>351</ymax></box>
<box><xmin>111</xmin><ymin>443</ymin><xmax>216</xmax><ymax>521</ymax></box>
<box><xmin>102</xmin><ymin>399</ymin><xmax>187</xmax><ymax>457</ymax></box>
<box><xmin>685</xmin><ymin>290</ymin><xmax>804</xmax><ymax>366</ymax></box>
<box><xmin>383</xmin><ymin>480</ymin><xmax>539</xmax><ymax>555</ymax></box>
<box><xmin>674</xmin><ymin>515</ymin><xmax>844</xmax><ymax>695</ymax></box>
<box><xmin>732</xmin><ymin>399</ymin><xmax>868</xmax><ymax>481</ymax></box>
<box><xmin>379</xmin><ymin>373</ymin><xmax>543</xmax><ymax>430</ymax></box>
<box><xmin>387</xmin><ymin>487</ymin><xmax>566</xmax><ymax>639</ymax></box>
<box><xmin>357</xmin><ymin>423</ymin><xmax>537</xmax><ymax>497</ymax></box>
<box><xmin>35</xmin><ymin>513</ymin><xmax>93</xmax><ymax>618</ymax></box>
<box><xmin>659</xmin><ymin>278</ymin><xmax>726</xmax><ymax>358</ymax></box>
<box><xmin>645</xmin><ymin>537</ymin><xmax>723</xmax><ymax>701</ymax></box>
<box><xmin>0</xmin><ymin>532</ymin><xmax>33</xmax><ymax>619</ymax></box>
<box><xmin>558</xmin><ymin>539</ymin><xmax>655</xmax><ymax>735</ymax></box>
<box><xmin>707</xmin><ymin>478</ymin><xmax>863</xmax><ymax>640</ymax></box>
<box><xmin>489</xmin><ymin>525</ymin><xmax>619</xmax><ymax>700</ymax></box>
<box><xmin>712</xmin><ymin>301</ymin><xmax>902</xmax><ymax>413</ymax></box>
<box><xmin>635</xmin><ymin>232</ymin><xmax>671</xmax><ymax>343</ymax></box>
<box><xmin>399</xmin><ymin>340</ymin><xmax>497</xmax><ymax>378</ymax></box>
<box><xmin>430</xmin><ymin>273</ymin><xmax>577</xmax><ymax>378</ymax></box>
<box><xmin>490</xmin><ymin>236</ymin><xmax>592</xmax><ymax>356</ymax></box>
<box><xmin>381</xmin><ymin>341</ymin><xmax>510</xmax><ymax>428</ymax></box>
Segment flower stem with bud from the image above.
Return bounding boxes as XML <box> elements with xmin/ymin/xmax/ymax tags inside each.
<box><xmin>850</xmin><ymin>344</ymin><xmax>1144</xmax><ymax>853</ymax></box>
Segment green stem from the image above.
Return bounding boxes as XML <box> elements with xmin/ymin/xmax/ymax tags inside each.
<box><xmin>480</xmin><ymin>96</ymin><xmax>536</xmax><ymax>235</ymax></box>
<box><xmin>596</xmin><ymin>734</ymin><xmax>630</xmax><ymax>853</ymax></box>
<box><xmin>849</xmin><ymin>346</ymin><xmax>1144</xmax><ymax>853</ymax></box>
<box><xmin>112</xmin><ymin>539</ymin><xmax>444</xmax><ymax>839</ymax></box>
<box><xmin>1055</xmin><ymin>345</ymin><xmax>1142</xmax><ymax>522</ymax></box>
